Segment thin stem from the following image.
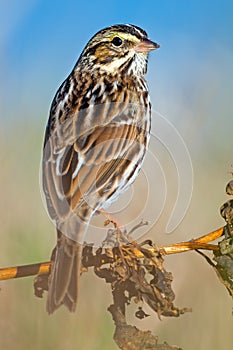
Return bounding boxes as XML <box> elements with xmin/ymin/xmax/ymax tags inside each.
<box><xmin>0</xmin><ymin>226</ymin><xmax>224</xmax><ymax>281</ymax></box>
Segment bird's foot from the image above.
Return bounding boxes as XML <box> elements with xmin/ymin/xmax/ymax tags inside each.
<box><xmin>99</xmin><ymin>209</ymin><xmax>125</xmax><ymax>231</ymax></box>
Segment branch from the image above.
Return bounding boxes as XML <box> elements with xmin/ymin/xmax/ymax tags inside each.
<box><xmin>0</xmin><ymin>261</ymin><xmax>51</xmax><ymax>281</ymax></box>
<box><xmin>0</xmin><ymin>226</ymin><xmax>223</xmax><ymax>281</ymax></box>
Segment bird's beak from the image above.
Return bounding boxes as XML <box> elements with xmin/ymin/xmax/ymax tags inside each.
<box><xmin>134</xmin><ymin>38</ymin><xmax>160</xmax><ymax>53</ymax></box>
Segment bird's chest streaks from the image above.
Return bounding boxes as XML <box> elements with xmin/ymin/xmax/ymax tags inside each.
<box><xmin>72</xmin><ymin>76</ymin><xmax>149</xmax><ymax>134</ymax></box>
<box><xmin>45</xmin><ymin>70</ymin><xmax>151</xmax><ymax>216</ymax></box>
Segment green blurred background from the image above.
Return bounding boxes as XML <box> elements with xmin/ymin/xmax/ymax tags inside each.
<box><xmin>1</xmin><ymin>1</ymin><xmax>233</xmax><ymax>349</ymax></box>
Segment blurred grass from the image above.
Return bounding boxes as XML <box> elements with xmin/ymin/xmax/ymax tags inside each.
<box><xmin>0</xmin><ymin>118</ymin><xmax>233</xmax><ymax>349</ymax></box>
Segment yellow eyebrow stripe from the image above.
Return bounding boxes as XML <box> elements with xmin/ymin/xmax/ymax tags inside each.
<box><xmin>110</xmin><ymin>32</ymin><xmax>140</xmax><ymax>43</ymax></box>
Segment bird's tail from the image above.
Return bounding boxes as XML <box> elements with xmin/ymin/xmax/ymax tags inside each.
<box><xmin>46</xmin><ymin>230</ymin><xmax>83</xmax><ymax>314</ymax></box>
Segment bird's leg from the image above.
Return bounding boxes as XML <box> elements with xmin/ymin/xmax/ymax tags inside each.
<box><xmin>99</xmin><ymin>209</ymin><xmax>124</xmax><ymax>230</ymax></box>
<box><xmin>99</xmin><ymin>209</ymin><xmax>129</xmax><ymax>246</ymax></box>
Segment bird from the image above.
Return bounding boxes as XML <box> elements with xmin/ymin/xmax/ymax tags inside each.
<box><xmin>42</xmin><ymin>24</ymin><xmax>159</xmax><ymax>314</ymax></box>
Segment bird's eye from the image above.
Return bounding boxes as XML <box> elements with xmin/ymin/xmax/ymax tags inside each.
<box><xmin>112</xmin><ymin>37</ymin><xmax>123</xmax><ymax>47</ymax></box>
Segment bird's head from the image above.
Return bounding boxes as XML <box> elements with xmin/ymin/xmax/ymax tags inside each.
<box><xmin>78</xmin><ymin>24</ymin><xmax>159</xmax><ymax>76</ymax></box>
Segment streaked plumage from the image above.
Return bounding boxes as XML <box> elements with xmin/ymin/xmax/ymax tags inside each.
<box><xmin>42</xmin><ymin>24</ymin><xmax>159</xmax><ymax>314</ymax></box>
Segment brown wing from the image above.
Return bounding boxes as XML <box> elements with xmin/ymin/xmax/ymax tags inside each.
<box><xmin>43</xmin><ymin>123</ymin><xmax>146</xmax><ymax>219</ymax></box>
<box><xmin>43</xmin><ymin>78</ymin><xmax>149</xmax><ymax>225</ymax></box>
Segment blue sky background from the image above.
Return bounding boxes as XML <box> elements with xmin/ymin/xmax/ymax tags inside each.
<box><xmin>1</xmin><ymin>0</ymin><xmax>233</xmax><ymax>187</ymax></box>
<box><xmin>1</xmin><ymin>0</ymin><xmax>233</xmax><ymax>128</ymax></box>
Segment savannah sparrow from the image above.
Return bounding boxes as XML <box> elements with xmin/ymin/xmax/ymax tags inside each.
<box><xmin>42</xmin><ymin>24</ymin><xmax>159</xmax><ymax>314</ymax></box>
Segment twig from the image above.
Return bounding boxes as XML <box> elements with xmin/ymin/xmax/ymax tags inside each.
<box><xmin>0</xmin><ymin>226</ymin><xmax>224</xmax><ymax>281</ymax></box>
<box><xmin>160</xmin><ymin>242</ymin><xmax>218</xmax><ymax>255</ymax></box>
<box><xmin>0</xmin><ymin>262</ymin><xmax>51</xmax><ymax>281</ymax></box>
<box><xmin>192</xmin><ymin>227</ymin><xmax>224</xmax><ymax>243</ymax></box>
